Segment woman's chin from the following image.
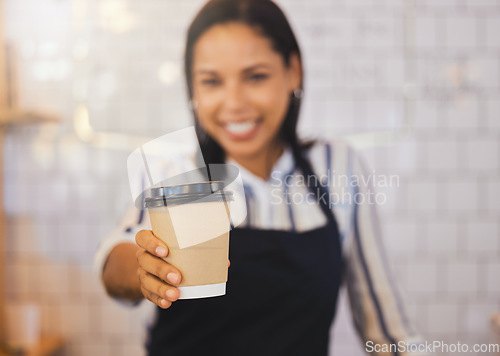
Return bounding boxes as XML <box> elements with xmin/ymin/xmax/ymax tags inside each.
<box><xmin>226</xmin><ymin>149</ymin><xmax>259</xmax><ymax>162</ymax></box>
<box><xmin>219</xmin><ymin>136</ymin><xmax>266</xmax><ymax>162</ymax></box>
<box><xmin>223</xmin><ymin>143</ymin><xmax>266</xmax><ymax>162</ymax></box>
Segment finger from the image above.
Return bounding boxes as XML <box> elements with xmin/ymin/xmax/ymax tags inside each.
<box><xmin>135</xmin><ymin>230</ymin><xmax>168</xmax><ymax>257</ymax></box>
<box><xmin>136</xmin><ymin>249</ymin><xmax>182</xmax><ymax>285</ymax></box>
<box><xmin>139</xmin><ymin>270</ymin><xmax>180</xmax><ymax>302</ymax></box>
<box><xmin>140</xmin><ymin>285</ymin><xmax>172</xmax><ymax>309</ymax></box>
<box><xmin>138</xmin><ymin>268</ymin><xmax>175</xmax><ymax>307</ymax></box>
<box><xmin>228</xmin><ymin>259</ymin><xmax>230</xmax><ymax>268</ymax></box>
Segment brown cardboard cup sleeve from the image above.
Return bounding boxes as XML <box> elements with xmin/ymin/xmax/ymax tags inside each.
<box><xmin>146</xmin><ymin>182</ymin><xmax>233</xmax><ymax>299</ymax></box>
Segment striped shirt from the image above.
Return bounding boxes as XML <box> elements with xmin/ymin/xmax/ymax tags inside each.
<box><xmin>94</xmin><ymin>139</ymin><xmax>425</xmax><ymax>356</ymax></box>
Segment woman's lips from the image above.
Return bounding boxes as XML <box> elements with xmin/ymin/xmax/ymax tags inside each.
<box><xmin>222</xmin><ymin>119</ymin><xmax>261</xmax><ymax>140</ymax></box>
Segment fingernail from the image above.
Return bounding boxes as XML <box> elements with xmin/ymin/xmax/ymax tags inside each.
<box><xmin>167</xmin><ymin>289</ymin><xmax>178</xmax><ymax>301</ymax></box>
<box><xmin>160</xmin><ymin>299</ymin><xmax>169</xmax><ymax>308</ymax></box>
<box><xmin>156</xmin><ymin>246</ymin><xmax>167</xmax><ymax>256</ymax></box>
<box><xmin>167</xmin><ymin>273</ymin><xmax>180</xmax><ymax>285</ymax></box>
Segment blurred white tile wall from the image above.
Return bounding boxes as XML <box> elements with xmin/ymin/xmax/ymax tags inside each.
<box><xmin>3</xmin><ymin>0</ymin><xmax>499</xmax><ymax>355</ymax></box>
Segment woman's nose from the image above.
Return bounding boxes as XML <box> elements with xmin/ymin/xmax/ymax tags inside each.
<box><xmin>222</xmin><ymin>82</ymin><xmax>246</xmax><ymax>111</ymax></box>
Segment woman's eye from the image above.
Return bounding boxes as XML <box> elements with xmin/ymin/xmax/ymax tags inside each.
<box><xmin>201</xmin><ymin>78</ymin><xmax>221</xmax><ymax>86</ymax></box>
<box><xmin>248</xmin><ymin>73</ymin><xmax>268</xmax><ymax>82</ymax></box>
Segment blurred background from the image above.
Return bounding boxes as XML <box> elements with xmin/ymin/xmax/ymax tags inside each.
<box><xmin>0</xmin><ymin>0</ymin><xmax>499</xmax><ymax>355</ymax></box>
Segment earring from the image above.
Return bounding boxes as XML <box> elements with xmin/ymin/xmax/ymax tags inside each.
<box><xmin>293</xmin><ymin>88</ymin><xmax>303</xmax><ymax>99</ymax></box>
<box><xmin>189</xmin><ymin>99</ymin><xmax>198</xmax><ymax>110</ymax></box>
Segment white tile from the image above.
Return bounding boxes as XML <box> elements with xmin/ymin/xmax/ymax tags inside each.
<box><xmin>365</xmin><ymin>100</ymin><xmax>404</xmax><ymax>131</ymax></box>
<box><xmin>384</xmin><ymin>57</ymin><xmax>405</xmax><ymax>88</ymax></box>
<box><xmin>427</xmin><ymin>220</ymin><xmax>458</xmax><ymax>254</ymax></box>
<box><xmin>61</xmin><ymin>339</ymin><xmax>85</xmax><ymax>356</ymax></box>
<box><xmin>79</xmin><ymin>267</ymin><xmax>109</xmax><ymax>300</ymax></box>
<box><xmin>59</xmin><ymin>302</ymin><xmax>91</xmax><ymax>337</ymax></box>
<box><xmin>472</xmin><ymin>57</ymin><xmax>499</xmax><ymax>88</ymax></box>
<box><xmin>446</xmin><ymin>261</ymin><xmax>478</xmax><ymax>295</ymax></box>
<box><xmin>487</xmin><ymin>179</ymin><xmax>500</xmax><ymax>212</ymax></box>
<box><xmin>343</xmin><ymin>0</ymin><xmax>378</xmax><ymax>8</ymax></box>
<box><xmin>465</xmin><ymin>137</ymin><xmax>499</xmax><ymax>173</ymax></box>
<box><xmin>426</xmin><ymin>137</ymin><xmax>459</xmax><ymax>172</ymax></box>
<box><xmin>39</xmin><ymin>263</ymin><xmax>70</xmax><ymax>302</ymax></box>
<box><xmin>383</xmin><ymin>218</ymin><xmax>418</xmax><ymax>254</ymax></box>
<box><xmin>486</xmin><ymin>18</ymin><xmax>500</xmax><ymax>48</ymax></box>
<box><xmin>446</xmin><ymin>96</ymin><xmax>479</xmax><ymax>129</ymax></box>
<box><xmin>308</xmin><ymin>62</ymin><xmax>332</xmax><ymax>87</ymax></box>
<box><xmin>465</xmin><ymin>0</ymin><xmax>499</xmax><ymax>7</ymax></box>
<box><xmin>445</xmin><ymin>17</ymin><xmax>477</xmax><ymax>48</ymax></box>
<box><xmin>426</xmin><ymin>0</ymin><xmax>460</xmax><ymax>8</ymax></box>
<box><xmin>376</xmin><ymin>184</ymin><xmax>400</xmax><ymax>213</ymax></box>
<box><xmin>406</xmin><ymin>260</ymin><xmax>438</xmax><ymax>294</ymax></box>
<box><xmin>414</xmin><ymin>100</ymin><xmax>445</xmax><ymax>129</ymax></box>
<box><xmin>388</xmin><ymin>139</ymin><xmax>420</xmax><ymax>175</ymax></box>
<box><xmin>43</xmin><ymin>175</ymin><xmax>71</xmax><ymax>218</ymax></box>
<box><xmin>79</xmin><ymin>339</ymin><xmax>111</xmax><ymax>356</ymax></box>
<box><xmin>325</xmin><ymin>19</ymin><xmax>355</xmax><ymax>47</ymax></box>
<box><xmin>406</xmin><ymin>301</ymin><xmax>428</xmax><ymax>334</ymax></box>
<box><xmin>4</xmin><ymin>173</ymin><xmax>34</xmax><ymax>215</ymax></box>
<box><xmin>358</xmin><ymin>17</ymin><xmax>400</xmax><ymax>48</ymax></box>
<box><xmin>8</xmin><ymin>262</ymin><xmax>32</xmax><ymax>299</ymax></box>
<box><xmin>486</xmin><ymin>99</ymin><xmax>500</xmax><ymax>129</ymax></box>
<box><xmin>465</xmin><ymin>219</ymin><xmax>499</xmax><ymax>253</ymax></box>
<box><xmin>427</xmin><ymin>302</ymin><xmax>459</xmax><ymax>334</ymax></box>
<box><xmin>446</xmin><ymin>179</ymin><xmax>478</xmax><ymax>213</ymax></box>
<box><xmin>119</xmin><ymin>340</ymin><xmax>147</xmax><ymax>356</ymax></box>
<box><xmin>304</xmin><ymin>4</ymin><xmax>337</xmax><ymax>22</ymax></box>
<box><xmin>34</xmin><ymin>222</ymin><xmax>61</xmax><ymax>260</ymax></box>
<box><xmin>416</xmin><ymin>17</ymin><xmax>440</xmax><ymax>48</ymax></box>
<box><xmin>406</xmin><ymin>178</ymin><xmax>439</xmax><ymax>213</ymax></box>
<box><xmin>4</xmin><ymin>264</ymin><xmax>16</xmax><ymax>299</ymax></box>
<box><xmin>464</xmin><ymin>303</ymin><xmax>499</xmax><ymax>334</ymax></box>
<box><xmin>487</xmin><ymin>262</ymin><xmax>500</xmax><ymax>296</ymax></box>
<box><xmin>326</xmin><ymin>100</ymin><xmax>355</xmax><ymax>128</ymax></box>
<box><xmin>382</xmin><ymin>0</ymin><xmax>405</xmax><ymax>11</ymax></box>
<box><xmin>58</xmin><ymin>222</ymin><xmax>89</xmax><ymax>264</ymax></box>
<box><xmin>68</xmin><ymin>335</ymin><xmax>123</xmax><ymax>356</ymax></box>
<box><xmin>40</xmin><ymin>304</ymin><xmax>62</xmax><ymax>336</ymax></box>
<box><xmin>7</xmin><ymin>216</ymin><xmax>40</xmax><ymax>256</ymax></box>
<box><xmin>99</xmin><ymin>300</ymin><xmax>134</xmax><ymax>336</ymax></box>
<box><xmin>331</xmin><ymin>59</ymin><xmax>378</xmax><ymax>88</ymax></box>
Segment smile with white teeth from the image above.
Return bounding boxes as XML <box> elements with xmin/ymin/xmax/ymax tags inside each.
<box><xmin>224</xmin><ymin>120</ymin><xmax>257</xmax><ymax>135</ymax></box>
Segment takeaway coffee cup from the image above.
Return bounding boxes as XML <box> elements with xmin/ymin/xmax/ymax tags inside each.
<box><xmin>145</xmin><ymin>181</ymin><xmax>233</xmax><ymax>299</ymax></box>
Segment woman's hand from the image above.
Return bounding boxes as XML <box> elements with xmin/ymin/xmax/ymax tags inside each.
<box><xmin>135</xmin><ymin>230</ymin><xmax>182</xmax><ymax>309</ymax></box>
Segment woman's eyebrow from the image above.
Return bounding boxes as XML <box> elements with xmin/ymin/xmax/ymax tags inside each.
<box><xmin>194</xmin><ymin>63</ymin><xmax>271</xmax><ymax>76</ymax></box>
<box><xmin>242</xmin><ymin>63</ymin><xmax>271</xmax><ymax>72</ymax></box>
<box><xmin>193</xmin><ymin>69</ymin><xmax>219</xmax><ymax>76</ymax></box>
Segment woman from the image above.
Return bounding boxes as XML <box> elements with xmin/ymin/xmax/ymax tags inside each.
<box><xmin>96</xmin><ymin>0</ymin><xmax>423</xmax><ymax>355</ymax></box>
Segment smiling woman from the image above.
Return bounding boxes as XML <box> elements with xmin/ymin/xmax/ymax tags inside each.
<box><xmin>96</xmin><ymin>1</ymin><xmax>424</xmax><ymax>355</ymax></box>
<box><xmin>190</xmin><ymin>22</ymin><xmax>301</xmax><ymax>179</ymax></box>
<box><xmin>184</xmin><ymin>0</ymin><xmax>308</xmax><ymax>180</ymax></box>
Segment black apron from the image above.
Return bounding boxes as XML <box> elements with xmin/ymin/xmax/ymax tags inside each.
<box><xmin>147</xmin><ymin>159</ymin><xmax>343</xmax><ymax>356</ymax></box>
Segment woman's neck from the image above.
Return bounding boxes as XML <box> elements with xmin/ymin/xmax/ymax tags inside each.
<box><xmin>228</xmin><ymin>143</ymin><xmax>284</xmax><ymax>181</ymax></box>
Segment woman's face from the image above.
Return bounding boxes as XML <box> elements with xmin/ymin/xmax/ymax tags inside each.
<box><xmin>191</xmin><ymin>22</ymin><xmax>301</xmax><ymax>162</ymax></box>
